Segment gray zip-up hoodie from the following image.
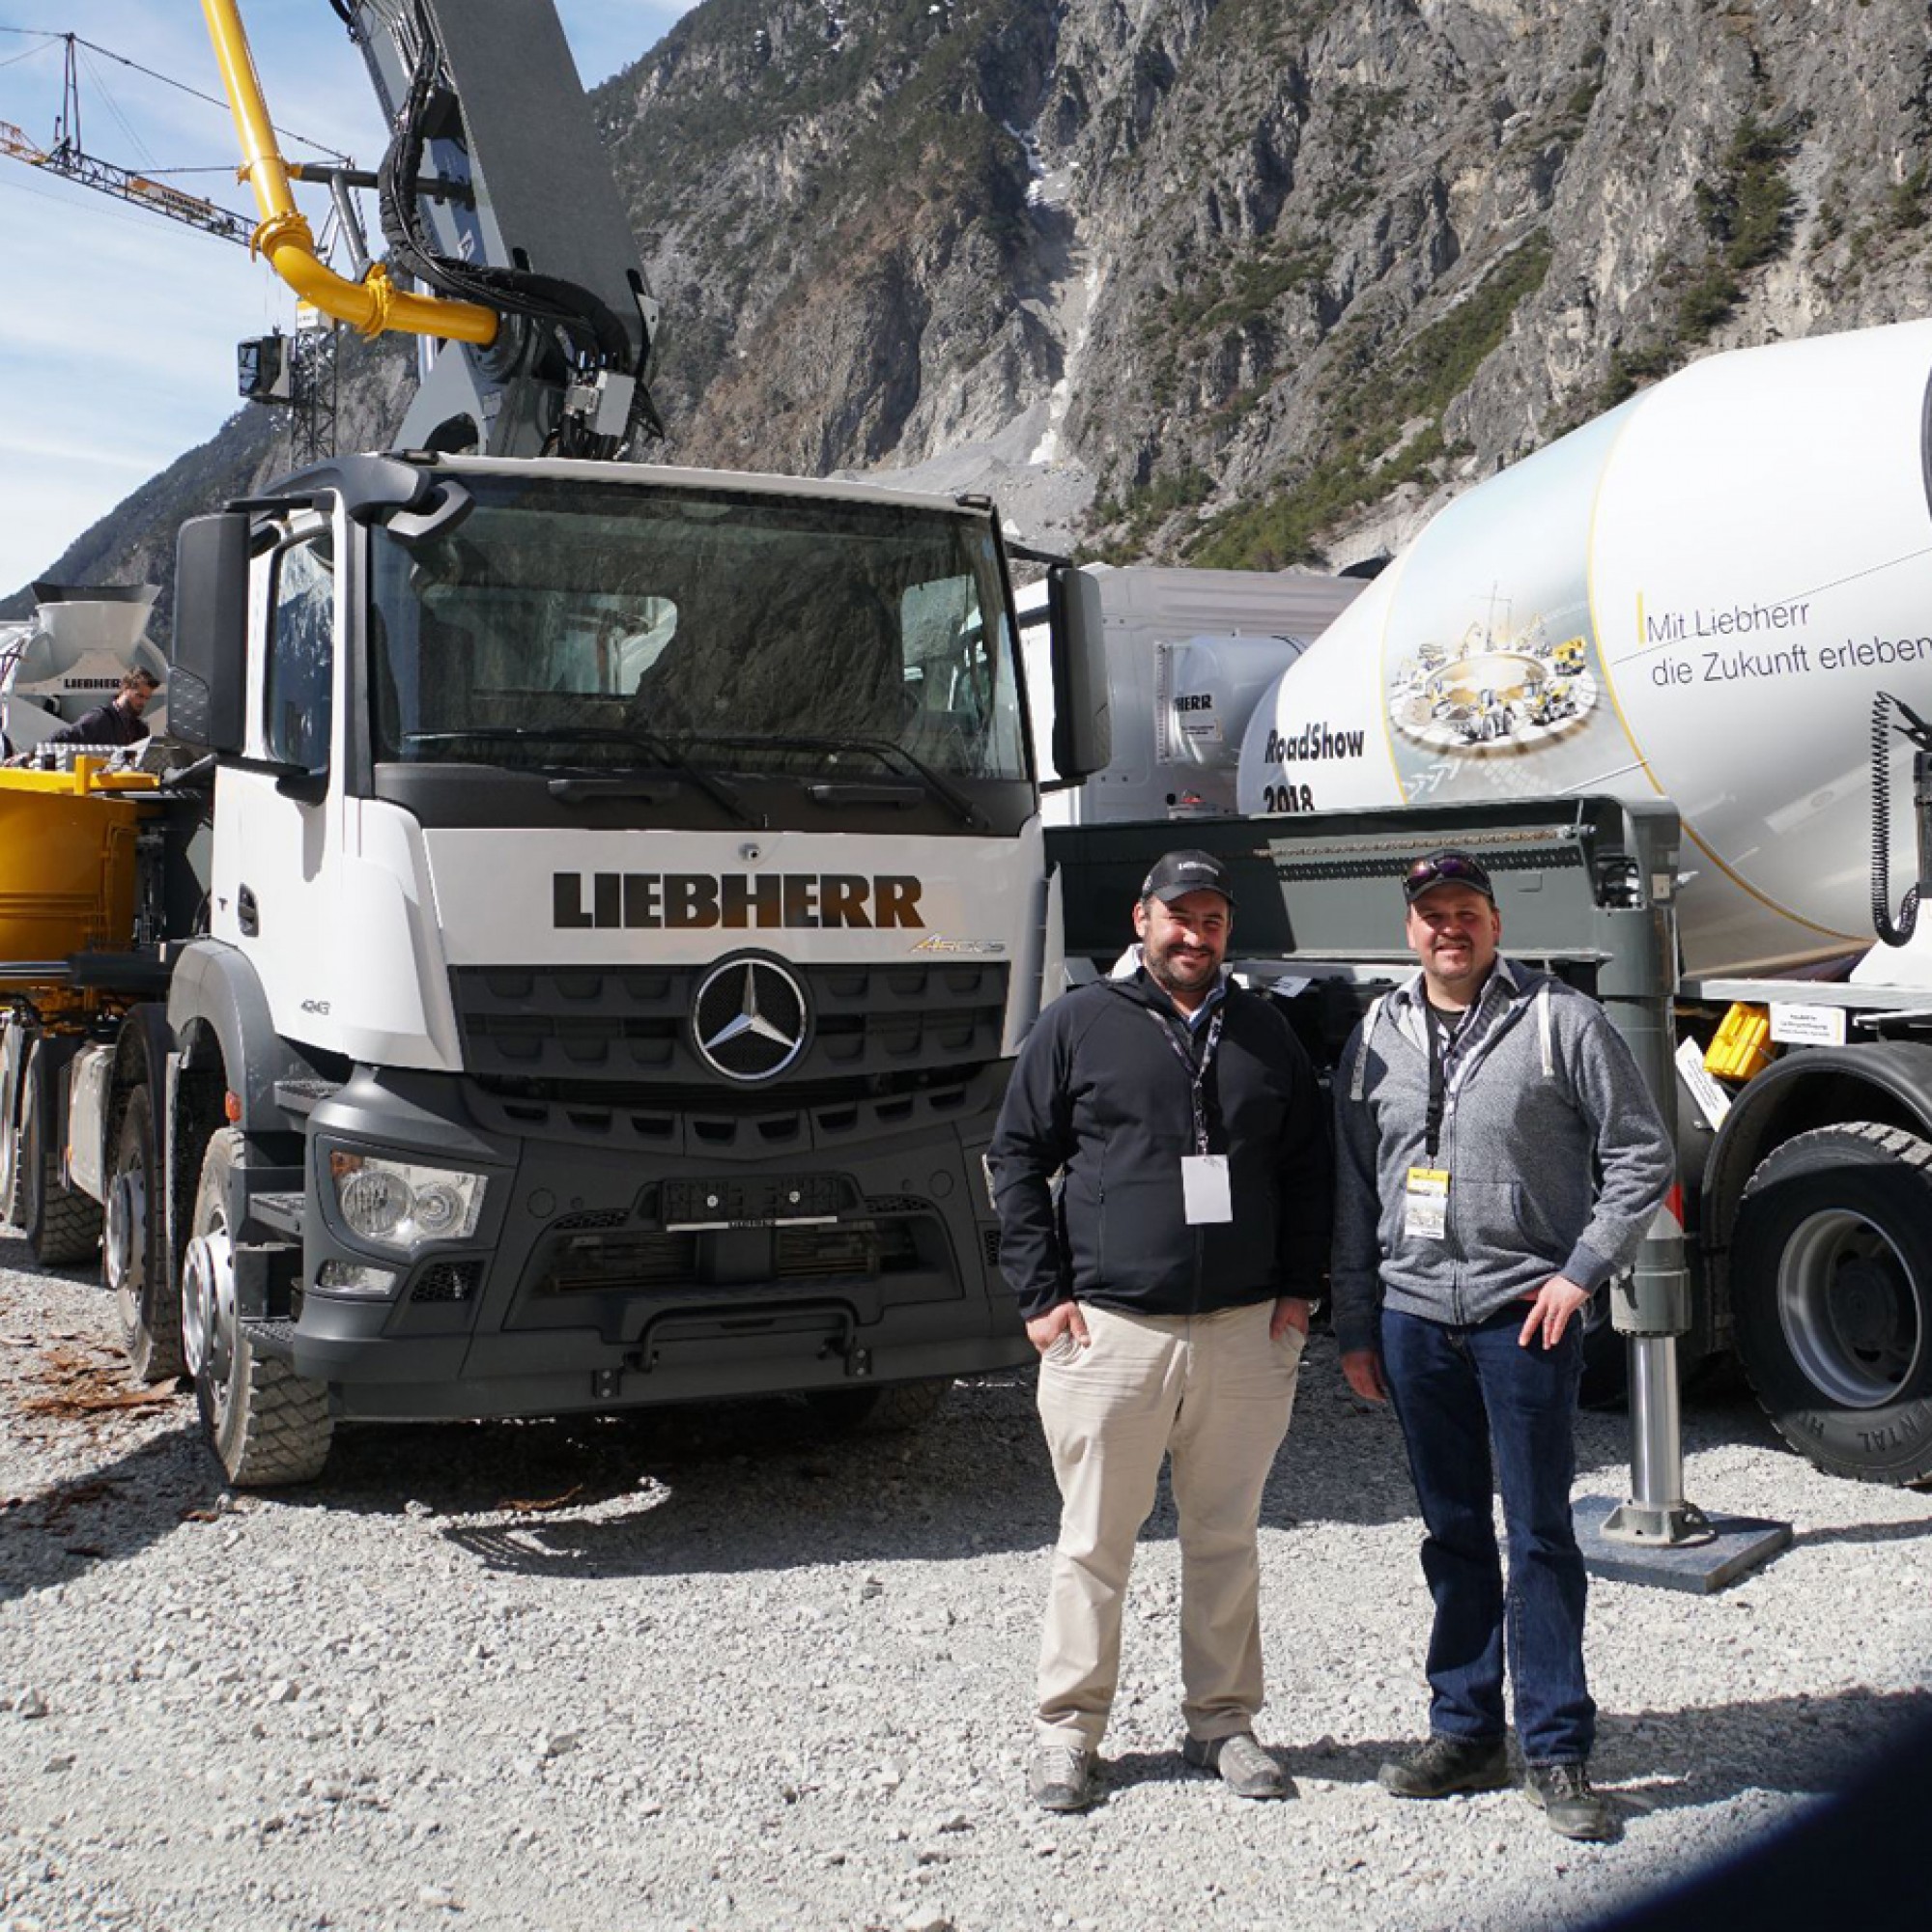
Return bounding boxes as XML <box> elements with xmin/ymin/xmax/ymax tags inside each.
<box><xmin>1331</xmin><ymin>958</ymin><xmax>1672</xmax><ymax>1354</ymax></box>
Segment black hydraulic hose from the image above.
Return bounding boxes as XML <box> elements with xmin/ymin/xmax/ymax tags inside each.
<box><xmin>1872</xmin><ymin>691</ymin><xmax>1921</xmax><ymax>947</ymax></box>
<box><xmin>375</xmin><ymin>10</ymin><xmax>633</xmax><ymax>373</ymax></box>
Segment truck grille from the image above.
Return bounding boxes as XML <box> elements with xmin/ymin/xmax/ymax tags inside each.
<box><xmin>449</xmin><ymin>960</ymin><xmax>1008</xmax><ymax>1091</ymax></box>
<box><xmin>539</xmin><ymin>1218</ymin><xmax>920</xmax><ymax>1294</ymax></box>
<box><xmin>461</xmin><ymin>1061</ymin><xmax>1004</xmax><ymax>1161</ymax></box>
<box><xmin>411</xmin><ymin>1260</ymin><xmax>483</xmax><ymax>1304</ymax></box>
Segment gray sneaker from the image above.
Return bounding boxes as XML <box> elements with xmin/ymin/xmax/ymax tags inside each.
<box><xmin>1524</xmin><ymin>1761</ymin><xmax>1619</xmax><ymax>1842</ymax></box>
<box><xmin>1378</xmin><ymin>1733</ymin><xmax>1511</xmax><ymax>1799</ymax></box>
<box><xmin>1182</xmin><ymin>1730</ymin><xmax>1291</xmax><ymax>1800</ymax></box>
<box><xmin>1028</xmin><ymin>1744</ymin><xmax>1095</xmax><ymax>1812</ymax></box>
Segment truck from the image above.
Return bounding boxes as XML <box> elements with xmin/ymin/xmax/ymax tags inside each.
<box><xmin>1039</xmin><ymin>317</ymin><xmax>1932</xmax><ymax>1489</ymax></box>
<box><xmin>1016</xmin><ymin>562</ymin><xmax>1365</xmax><ymax>826</ymax></box>
<box><xmin>0</xmin><ymin>0</ymin><xmax>1110</xmax><ymax>1485</ymax></box>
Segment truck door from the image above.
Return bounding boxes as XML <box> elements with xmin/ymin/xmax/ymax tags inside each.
<box><xmin>210</xmin><ymin>525</ymin><xmax>342</xmax><ymax>1040</ymax></box>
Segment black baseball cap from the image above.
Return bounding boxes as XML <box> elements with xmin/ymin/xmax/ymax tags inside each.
<box><xmin>1403</xmin><ymin>849</ymin><xmax>1495</xmax><ymax>905</ymax></box>
<box><xmin>1141</xmin><ymin>849</ymin><xmax>1236</xmax><ymax>907</ymax></box>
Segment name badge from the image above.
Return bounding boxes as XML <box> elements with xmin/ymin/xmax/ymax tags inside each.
<box><xmin>1181</xmin><ymin>1154</ymin><xmax>1233</xmax><ymax>1225</ymax></box>
<box><xmin>1405</xmin><ymin>1167</ymin><xmax>1449</xmax><ymax>1241</ymax></box>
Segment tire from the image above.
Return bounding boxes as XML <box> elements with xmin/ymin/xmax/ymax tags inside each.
<box><xmin>1731</xmin><ymin>1122</ymin><xmax>1932</xmax><ymax>1486</ymax></box>
<box><xmin>22</xmin><ymin>1054</ymin><xmax>103</xmax><ymax>1267</ymax></box>
<box><xmin>107</xmin><ymin>1088</ymin><xmax>183</xmax><ymax>1382</ymax></box>
<box><xmin>0</xmin><ymin>1113</ymin><xmax>22</xmax><ymax>1230</ymax></box>
<box><xmin>0</xmin><ymin>1022</ymin><xmax>26</xmax><ymax>1229</ymax></box>
<box><xmin>804</xmin><ymin>1377</ymin><xmax>953</xmax><ymax>1437</ymax></box>
<box><xmin>182</xmin><ymin>1127</ymin><xmax>332</xmax><ymax>1488</ymax></box>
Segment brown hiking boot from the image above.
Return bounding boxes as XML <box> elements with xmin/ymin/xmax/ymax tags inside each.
<box><xmin>1524</xmin><ymin>1760</ymin><xmax>1619</xmax><ymax>1842</ymax></box>
<box><xmin>1027</xmin><ymin>1744</ymin><xmax>1095</xmax><ymax>1813</ymax></box>
<box><xmin>1378</xmin><ymin>1733</ymin><xmax>1511</xmax><ymax>1799</ymax></box>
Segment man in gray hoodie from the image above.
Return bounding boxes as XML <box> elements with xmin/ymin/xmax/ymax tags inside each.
<box><xmin>1332</xmin><ymin>849</ymin><xmax>1671</xmax><ymax>1844</ymax></box>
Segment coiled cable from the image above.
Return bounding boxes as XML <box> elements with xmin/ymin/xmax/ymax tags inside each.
<box><xmin>1872</xmin><ymin>690</ymin><xmax>1923</xmax><ymax>946</ymax></box>
<box><xmin>376</xmin><ymin>5</ymin><xmax>635</xmax><ymax>376</ymax></box>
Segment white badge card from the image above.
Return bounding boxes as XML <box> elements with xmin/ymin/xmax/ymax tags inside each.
<box><xmin>1404</xmin><ymin>1167</ymin><xmax>1449</xmax><ymax>1241</ymax></box>
<box><xmin>1180</xmin><ymin>1154</ymin><xmax>1234</xmax><ymax>1224</ymax></box>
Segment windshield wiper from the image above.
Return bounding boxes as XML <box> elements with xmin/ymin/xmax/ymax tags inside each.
<box><xmin>689</xmin><ymin>732</ymin><xmax>986</xmax><ymax>829</ymax></box>
<box><xmin>402</xmin><ymin>726</ymin><xmax>761</xmax><ymax>826</ymax></box>
<box><xmin>805</xmin><ymin>780</ymin><xmax>923</xmax><ymax>810</ymax></box>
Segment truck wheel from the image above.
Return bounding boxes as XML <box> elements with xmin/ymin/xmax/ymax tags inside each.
<box><xmin>21</xmin><ymin>1055</ymin><xmax>103</xmax><ymax>1267</ymax></box>
<box><xmin>0</xmin><ymin>1113</ymin><xmax>22</xmax><ymax>1229</ymax></box>
<box><xmin>1731</xmin><ymin>1122</ymin><xmax>1932</xmax><ymax>1486</ymax></box>
<box><xmin>107</xmin><ymin>1088</ymin><xmax>183</xmax><ymax>1382</ymax></box>
<box><xmin>182</xmin><ymin>1127</ymin><xmax>332</xmax><ymax>1488</ymax></box>
<box><xmin>805</xmin><ymin>1377</ymin><xmax>952</xmax><ymax>1437</ymax></box>
<box><xmin>0</xmin><ymin>1022</ymin><xmax>25</xmax><ymax>1229</ymax></box>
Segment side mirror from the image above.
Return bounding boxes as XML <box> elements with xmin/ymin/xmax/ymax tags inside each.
<box><xmin>1047</xmin><ymin>564</ymin><xmax>1111</xmax><ymax>782</ymax></box>
<box><xmin>171</xmin><ymin>513</ymin><xmax>251</xmax><ymax>756</ymax></box>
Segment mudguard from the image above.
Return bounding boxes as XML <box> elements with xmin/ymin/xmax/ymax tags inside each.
<box><xmin>1702</xmin><ymin>1040</ymin><xmax>1932</xmax><ymax>1246</ymax></box>
<box><xmin>165</xmin><ymin>939</ymin><xmax>327</xmax><ymax>1132</ymax></box>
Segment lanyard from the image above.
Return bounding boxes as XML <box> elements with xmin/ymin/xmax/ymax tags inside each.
<box><xmin>1147</xmin><ymin>1005</ymin><xmax>1224</xmax><ymax>1156</ymax></box>
<box><xmin>1422</xmin><ymin>1001</ymin><xmax>1464</xmax><ymax>1163</ymax></box>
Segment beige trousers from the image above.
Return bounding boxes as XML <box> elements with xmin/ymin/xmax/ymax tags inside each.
<box><xmin>1034</xmin><ymin>1298</ymin><xmax>1304</xmax><ymax>1750</ymax></box>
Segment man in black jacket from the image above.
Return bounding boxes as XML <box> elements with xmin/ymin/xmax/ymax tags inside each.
<box><xmin>45</xmin><ymin>668</ymin><xmax>158</xmax><ymax>750</ymax></box>
<box><xmin>990</xmin><ymin>848</ymin><xmax>1331</xmax><ymax>1813</ymax></box>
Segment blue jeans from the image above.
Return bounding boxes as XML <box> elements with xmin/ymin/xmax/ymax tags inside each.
<box><xmin>1379</xmin><ymin>1304</ymin><xmax>1594</xmax><ymax>1766</ymax></box>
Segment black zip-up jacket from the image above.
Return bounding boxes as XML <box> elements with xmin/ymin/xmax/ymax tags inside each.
<box><xmin>989</xmin><ymin>971</ymin><xmax>1332</xmax><ymax>1321</ymax></box>
<box><xmin>46</xmin><ymin>701</ymin><xmax>148</xmax><ymax>749</ymax></box>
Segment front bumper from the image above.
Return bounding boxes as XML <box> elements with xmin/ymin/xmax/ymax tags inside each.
<box><xmin>282</xmin><ymin>1065</ymin><xmax>1027</xmax><ymax>1421</ymax></box>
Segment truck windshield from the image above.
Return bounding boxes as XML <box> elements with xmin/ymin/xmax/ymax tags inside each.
<box><xmin>367</xmin><ymin>475</ymin><xmax>1029</xmax><ymax>783</ymax></box>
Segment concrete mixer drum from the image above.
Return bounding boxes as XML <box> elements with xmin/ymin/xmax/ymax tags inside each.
<box><xmin>3</xmin><ymin>582</ymin><xmax>169</xmax><ymax>755</ymax></box>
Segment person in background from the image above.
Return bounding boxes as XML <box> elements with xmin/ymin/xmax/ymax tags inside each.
<box><xmin>989</xmin><ymin>848</ymin><xmax>1331</xmax><ymax>1814</ymax></box>
<box><xmin>1331</xmin><ymin>848</ymin><xmax>1672</xmax><ymax>1844</ymax></box>
<box><xmin>46</xmin><ymin>667</ymin><xmax>159</xmax><ymax>749</ymax></box>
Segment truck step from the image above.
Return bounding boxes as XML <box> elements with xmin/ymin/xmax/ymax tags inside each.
<box><xmin>273</xmin><ymin>1079</ymin><xmax>342</xmax><ymax>1117</ymax></box>
<box><xmin>248</xmin><ymin>1191</ymin><xmax>305</xmax><ymax>1237</ymax></box>
<box><xmin>241</xmin><ymin>1317</ymin><xmax>298</xmax><ymax>1362</ymax></box>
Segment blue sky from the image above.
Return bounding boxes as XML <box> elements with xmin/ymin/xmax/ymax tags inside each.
<box><xmin>0</xmin><ymin>2</ymin><xmax>694</xmax><ymax>597</ymax></box>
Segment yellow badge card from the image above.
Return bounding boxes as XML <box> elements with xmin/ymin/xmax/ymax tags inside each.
<box><xmin>1404</xmin><ymin>1167</ymin><xmax>1449</xmax><ymax>1241</ymax></box>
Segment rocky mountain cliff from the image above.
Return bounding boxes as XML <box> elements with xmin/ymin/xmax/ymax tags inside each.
<box><xmin>17</xmin><ymin>0</ymin><xmax>1932</xmax><ymax>619</ymax></box>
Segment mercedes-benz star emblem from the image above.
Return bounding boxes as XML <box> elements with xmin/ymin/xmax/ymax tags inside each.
<box><xmin>693</xmin><ymin>956</ymin><xmax>809</xmax><ymax>1082</ymax></box>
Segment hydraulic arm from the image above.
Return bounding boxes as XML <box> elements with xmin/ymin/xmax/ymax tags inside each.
<box><xmin>203</xmin><ymin>0</ymin><xmax>661</xmax><ymax>457</ymax></box>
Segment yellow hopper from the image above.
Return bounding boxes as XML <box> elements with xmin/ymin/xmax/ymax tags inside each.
<box><xmin>0</xmin><ymin>760</ymin><xmax>161</xmax><ymax>993</ymax></box>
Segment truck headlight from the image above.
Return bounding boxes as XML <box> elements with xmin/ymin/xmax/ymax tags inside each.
<box><xmin>327</xmin><ymin>1151</ymin><xmax>487</xmax><ymax>1250</ymax></box>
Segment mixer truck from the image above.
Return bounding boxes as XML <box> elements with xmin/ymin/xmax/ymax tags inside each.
<box><xmin>0</xmin><ymin>0</ymin><xmax>1111</xmax><ymax>1486</ymax></box>
<box><xmin>1039</xmin><ymin>317</ymin><xmax>1932</xmax><ymax>1488</ymax></box>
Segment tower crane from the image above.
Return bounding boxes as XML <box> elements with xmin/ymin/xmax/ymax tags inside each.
<box><xmin>0</xmin><ymin>31</ymin><xmax>256</xmax><ymax>244</ymax></box>
<box><xmin>0</xmin><ymin>26</ymin><xmax>364</xmax><ymax>461</ymax></box>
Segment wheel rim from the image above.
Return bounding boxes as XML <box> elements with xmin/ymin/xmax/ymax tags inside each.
<box><xmin>1777</xmin><ymin>1208</ymin><xmax>1923</xmax><ymax>1408</ymax></box>
<box><xmin>181</xmin><ymin>1224</ymin><xmax>237</xmax><ymax>1410</ymax></box>
<box><xmin>105</xmin><ymin>1168</ymin><xmax>146</xmax><ymax>1299</ymax></box>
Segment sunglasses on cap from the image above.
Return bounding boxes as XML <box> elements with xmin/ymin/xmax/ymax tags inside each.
<box><xmin>1402</xmin><ymin>851</ymin><xmax>1495</xmax><ymax>903</ymax></box>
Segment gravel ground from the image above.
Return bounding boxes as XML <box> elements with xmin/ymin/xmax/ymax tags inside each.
<box><xmin>2</xmin><ymin>1227</ymin><xmax>1928</xmax><ymax>1932</ymax></box>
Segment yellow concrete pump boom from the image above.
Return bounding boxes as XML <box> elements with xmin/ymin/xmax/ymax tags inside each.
<box><xmin>199</xmin><ymin>0</ymin><xmax>497</xmax><ymax>347</ymax></box>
